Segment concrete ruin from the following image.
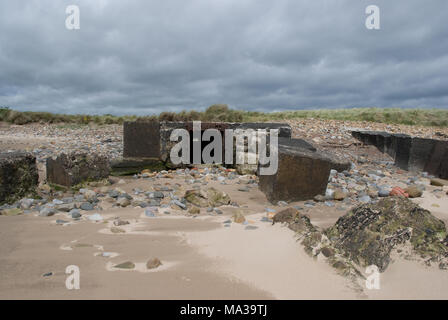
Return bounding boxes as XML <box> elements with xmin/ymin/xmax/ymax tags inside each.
<box><xmin>122</xmin><ymin>120</ymin><xmax>351</xmax><ymax>202</ymax></box>
<box><xmin>123</xmin><ymin>121</ymin><xmax>292</xmax><ymax>161</ymax></box>
<box><xmin>352</xmin><ymin>130</ymin><xmax>448</xmax><ymax>179</ymax></box>
<box><xmin>46</xmin><ymin>152</ymin><xmax>110</xmax><ymax>187</ymax></box>
<box><xmin>0</xmin><ymin>151</ymin><xmax>38</xmax><ymax>205</ymax></box>
<box><xmin>118</xmin><ymin>121</ymin><xmax>292</xmax><ymax>174</ymax></box>
<box><xmin>258</xmin><ymin>138</ymin><xmax>351</xmax><ymax>203</ymax></box>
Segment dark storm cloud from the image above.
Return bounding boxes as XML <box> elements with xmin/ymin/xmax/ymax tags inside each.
<box><xmin>0</xmin><ymin>0</ymin><xmax>447</xmax><ymax>115</ymax></box>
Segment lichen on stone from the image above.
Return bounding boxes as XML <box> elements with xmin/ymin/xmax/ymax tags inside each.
<box><xmin>325</xmin><ymin>197</ymin><xmax>448</xmax><ymax>272</ymax></box>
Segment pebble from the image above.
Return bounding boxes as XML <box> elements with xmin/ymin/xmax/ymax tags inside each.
<box><xmin>172</xmin><ymin>200</ymin><xmax>186</xmax><ymax>210</ymax></box>
<box><xmin>83</xmin><ymin>190</ymin><xmax>97</xmax><ymax>202</ymax></box>
<box><xmin>358</xmin><ymin>195</ymin><xmax>372</xmax><ymax>203</ymax></box>
<box><xmin>430</xmin><ymin>178</ymin><xmax>448</xmax><ymax>187</ymax></box>
<box><xmin>88</xmin><ymin>213</ymin><xmax>103</xmax><ymax>221</ymax></box>
<box><xmin>108</xmin><ymin>190</ymin><xmax>120</xmax><ymax>198</ymax></box>
<box><xmin>152</xmin><ymin>191</ymin><xmax>165</xmax><ymax>199</ymax></box>
<box><xmin>80</xmin><ymin>202</ymin><xmax>94</xmax><ymax>211</ymax></box>
<box><xmin>110</xmin><ymin>227</ymin><xmax>125</xmax><ymax>233</ymax></box>
<box><xmin>114</xmin><ymin>219</ymin><xmax>130</xmax><ymax>226</ymax></box>
<box><xmin>245</xmin><ymin>225</ymin><xmax>258</xmax><ymax>230</ymax></box>
<box><xmin>405</xmin><ymin>185</ymin><xmax>423</xmax><ymax>198</ymax></box>
<box><xmin>232</xmin><ymin>211</ymin><xmax>246</xmax><ymax>223</ymax></box>
<box><xmin>39</xmin><ymin>207</ymin><xmax>56</xmax><ymax>217</ymax></box>
<box><xmin>114</xmin><ymin>261</ymin><xmax>135</xmax><ymax>269</ymax></box>
<box><xmin>324</xmin><ymin>201</ymin><xmax>335</xmax><ymax>207</ymax></box>
<box><xmin>378</xmin><ymin>188</ymin><xmax>390</xmax><ymax>197</ymax></box>
<box><xmin>1</xmin><ymin>208</ymin><xmax>24</xmax><ymax>216</ymax></box>
<box><xmin>20</xmin><ymin>198</ymin><xmax>34</xmax><ymax>209</ymax></box>
<box><xmin>117</xmin><ymin>197</ymin><xmax>131</xmax><ymax>207</ymax></box>
<box><xmin>145</xmin><ymin>207</ymin><xmax>159</xmax><ymax>217</ymax></box>
<box><xmin>70</xmin><ymin>209</ymin><xmax>82</xmax><ymax>219</ymax></box>
<box><xmin>146</xmin><ymin>258</ymin><xmax>162</xmax><ymax>269</ymax></box>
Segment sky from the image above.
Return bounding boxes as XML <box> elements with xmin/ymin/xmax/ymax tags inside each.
<box><xmin>0</xmin><ymin>0</ymin><xmax>447</xmax><ymax>115</ymax></box>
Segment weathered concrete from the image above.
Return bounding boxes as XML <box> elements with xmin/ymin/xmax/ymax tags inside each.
<box><xmin>123</xmin><ymin>121</ymin><xmax>292</xmax><ymax>165</ymax></box>
<box><xmin>352</xmin><ymin>130</ymin><xmax>448</xmax><ymax>178</ymax></box>
<box><xmin>110</xmin><ymin>158</ymin><xmax>167</xmax><ymax>176</ymax></box>
<box><xmin>123</xmin><ymin>121</ymin><xmax>160</xmax><ymax>158</ymax></box>
<box><xmin>0</xmin><ymin>152</ymin><xmax>38</xmax><ymax>205</ymax></box>
<box><xmin>46</xmin><ymin>153</ymin><xmax>110</xmax><ymax>187</ymax></box>
<box><xmin>258</xmin><ymin>139</ymin><xmax>351</xmax><ymax>203</ymax></box>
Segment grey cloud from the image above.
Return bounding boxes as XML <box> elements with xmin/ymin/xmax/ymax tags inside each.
<box><xmin>0</xmin><ymin>0</ymin><xmax>447</xmax><ymax>115</ymax></box>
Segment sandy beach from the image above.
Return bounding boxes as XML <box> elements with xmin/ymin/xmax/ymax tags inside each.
<box><xmin>1</xmin><ymin>171</ymin><xmax>448</xmax><ymax>300</ymax></box>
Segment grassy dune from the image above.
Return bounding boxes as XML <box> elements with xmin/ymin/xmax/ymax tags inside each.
<box><xmin>1</xmin><ymin>105</ymin><xmax>447</xmax><ymax>127</ymax></box>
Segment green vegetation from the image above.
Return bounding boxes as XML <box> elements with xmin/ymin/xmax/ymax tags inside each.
<box><xmin>1</xmin><ymin>104</ymin><xmax>447</xmax><ymax>127</ymax></box>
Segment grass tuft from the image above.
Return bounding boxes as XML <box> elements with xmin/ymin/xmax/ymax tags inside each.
<box><xmin>1</xmin><ymin>105</ymin><xmax>447</xmax><ymax>127</ymax></box>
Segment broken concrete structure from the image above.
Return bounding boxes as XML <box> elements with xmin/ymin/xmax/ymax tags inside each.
<box><xmin>258</xmin><ymin>138</ymin><xmax>351</xmax><ymax>203</ymax></box>
<box><xmin>0</xmin><ymin>152</ymin><xmax>38</xmax><ymax>205</ymax></box>
<box><xmin>123</xmin><ymin>121</ymin><xmax>292</xmax><ymax>160</ymax></box>
<box><xmin>123</xmin><ymin>121</ymin><xmax>350</xmax><ymax>202</ymax></box>
<box><xmin>120</xmin><ymin>121</ymin><xmax>292</xmax><ymax>174</ymax></box>
<box><xmin>46</xmin><ymin>152</ymin><xmax>110</xmax><ymax>187</ymax></box>
<box><xmin>352</xmin><ymin>130</ymin><xmax>448</xmax><ymax>179</ymax></box>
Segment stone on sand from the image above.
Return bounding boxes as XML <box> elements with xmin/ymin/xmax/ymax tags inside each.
<box><xmin>110</xmin><ymin>227</ymin><xmax>125</xmax><ymax>234</ymax></box>
<box><xmin>404</xmin><ymin>185</ymin><xmax>423</xmax><ymax>198</ymax></box>
<box><xmin>272</xmin><ymin>207</ymin><xmax>300</xmax><ymax>224</ymax></box>
<box><xmin>113</xmin><ymin>219</ymin><xmax>130</xmax><ymax>226</ymax></box>
<box><xmin>1</xmin><ymin>208</ymin><xmax>24</xmax><ymax>216</ymax></box>
<box><xmin>117</xmin><ymin>197</ymin><xmax>131</xmax><ymax>207</ymax></box>
<box><xmin>333</xmin><ymin>189</ymin><xmax>347</xmax><ymax>201</ymax></box>
<box><xmin>188</xmin><ymin>206</ymin><xmax>200</xmax><ymax>215</ymax></box>
<box><xmin>184</xmin><ymin>187</ymin><xmax>231</xmax><ymax>208</ymax></box>
<box><xmin>431</xmin><ymin>178</ymin><xmax>448</xmax><ymax>187</ymax></box>
<box><xmin>39</xmin><ymin>207</ymin><xmax>56</xmax><ymax>217</ymax></box>
<box><xmin>232</xmin><ymin>211</ymin><xmax>246</xmax><ymax>224</ymax></box>
<box><xmin>146</xmin><ymin>258</ymin><xmax>162</xmax><ymax>269</ymax></box>
<box><xmin>390</xmin><ymin>187</ymin><xmax>409</xmax><ymax>198</ymax></box>
<box><xmin>114</xmin><ymin>261</ymin><xmax>135</xmax><ymax>269</ymax></box>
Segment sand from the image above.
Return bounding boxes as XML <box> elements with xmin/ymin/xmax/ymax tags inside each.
<box><xmin>1</xmin><ymin>177</ymin><xmax>448</xmax><ymax>300</ymax></box>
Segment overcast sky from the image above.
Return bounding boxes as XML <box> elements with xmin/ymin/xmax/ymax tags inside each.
<box><xmin>0</xmin><ymin>0</ymin><xmax>447</xmax><ymax>115</ymax></box>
